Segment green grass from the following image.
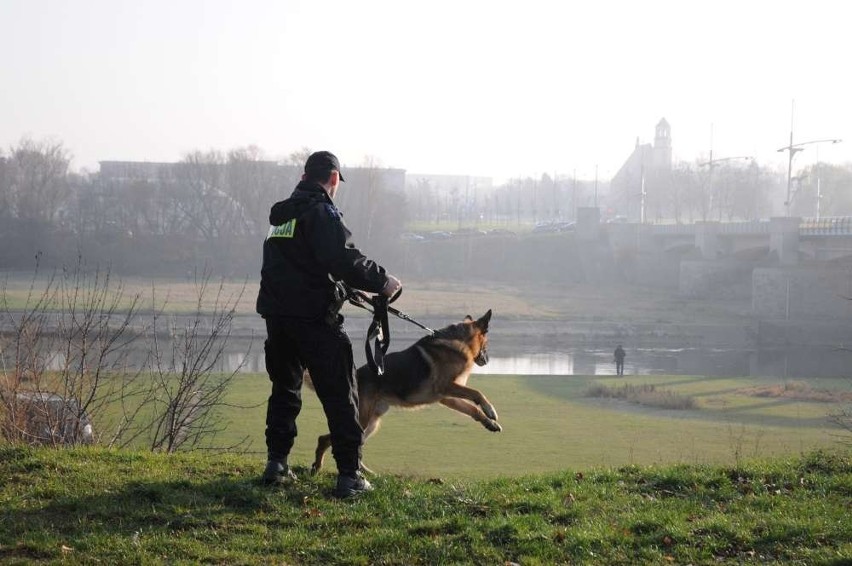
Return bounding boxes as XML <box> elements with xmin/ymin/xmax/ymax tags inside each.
<box><xmin>1</xmin><ymin>446</ymin><xmax>850</xmax><ymax>564</ymax></box>
<box><xmin>209</xmin><ymin>373</ymin><xmax>848</xmax><ymax>478</ymax></box>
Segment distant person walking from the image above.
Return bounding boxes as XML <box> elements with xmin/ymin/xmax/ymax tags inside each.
<box><xmin>613</xmin><ymin>345</ymin><xmax>626</xmax><ymax>376</ymax></box>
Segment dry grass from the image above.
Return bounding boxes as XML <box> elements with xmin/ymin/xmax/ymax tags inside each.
<box><xmin>585</xmin><ymin>382</ymin><xmax>697</xmax><ymax>410</ymax></box>
<box><xmin>738</xmin><ymin>381</ymin><xmax>852</xmax><ymax>403</ymax></box>
<box><xmin>3</xmin><ymin>272</ymin><xmax>754</xmax><ymax>324</ymax></box>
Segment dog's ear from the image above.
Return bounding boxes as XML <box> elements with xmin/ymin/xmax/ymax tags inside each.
<box><xmin>464</xmin><ymin>315</ymin><xmax>473</xmax><ymax>322</ymax></box>
<box><xmin>476</xmin><ymin>309</ymin><xmax>492</xmax><ymax>331</ymax></box>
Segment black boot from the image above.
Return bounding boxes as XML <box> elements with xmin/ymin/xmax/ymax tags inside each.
<box><xmin>261</xmin><ymin>458</ymin><xmax>297</xmax><ymax>485</ymax></box>
<box><xmin>333</xmin><ymin>471</ymin><xmax>373</xmax><ymax>499</ymax></box>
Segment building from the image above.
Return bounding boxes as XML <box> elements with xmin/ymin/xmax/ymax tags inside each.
<box><xmin>609</xmin><ymin>118</ymin><xmax>673</xmax><ymax>222</ymax></box>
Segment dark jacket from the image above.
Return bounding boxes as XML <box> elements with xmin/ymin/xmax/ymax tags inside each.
<box><xmin>256</xmin><ymin>181</ymin><xmax>390</xmax><ymax>321</ymax></box>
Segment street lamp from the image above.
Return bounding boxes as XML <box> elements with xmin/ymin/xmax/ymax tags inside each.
<box><xmin>777</xmin><ymin>102</ymin><xmax>842</xmax><ymax>217</ymax></box>
<box><xmin>778</xmin><ymin>137</ymin><xmax>842</xmax><ymax>216</ymax></box>
<box><xmin>699</xmin><ymin>150</ymin><xmax>752</xmax><ymax>221</ymax></box>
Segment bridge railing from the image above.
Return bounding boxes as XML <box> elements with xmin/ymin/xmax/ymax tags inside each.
<box><xmin>717</xmin><ymin>221</ymin><xmax>771</xmax><ymax>235</ymax></box>
<box><xmin>649</xmin><ymin>220</ymin><xmax>771</xmax><ymax>236</ymax></box>
<box><xmin>800</xmin><ymin>216</ymin><xmax>852</xmax><ymax>236</ymax></box>
<box><xmin>647</xmin><ymin>217</ymin><xmax>852</xmax><ymax>237</ymax></box>
<box><xmin>650</xmin><ymin>224</ymin><xmax>695</xmax><ymax>235</ymax></box>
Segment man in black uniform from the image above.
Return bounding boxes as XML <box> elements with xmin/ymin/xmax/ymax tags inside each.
<box><xmin>256</xmin><ymin>151</ymin><xmax>402</xmax><ymax>498</ymax></box>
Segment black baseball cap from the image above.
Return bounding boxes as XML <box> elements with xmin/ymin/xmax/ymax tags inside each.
<box><xmin>305</xmin><ymin>151</ymin><xmax>345</xmax><ymax>182</ymax></box>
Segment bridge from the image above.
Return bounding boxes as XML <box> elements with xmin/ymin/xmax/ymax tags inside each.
<box><xmin>600</xmin><ymin>216</ymin><xmax>852</xmax><ymax>264</ymax></box>
<box><xmin>574</xmin><ymin>210</ymin><xmax>852</xmax><ymax>322</ymax></box>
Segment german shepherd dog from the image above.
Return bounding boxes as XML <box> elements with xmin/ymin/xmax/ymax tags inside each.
<box><xmin>310</xmin><ymin>309</ymin><xmax>498</xmax><ymax>475</ymax></box>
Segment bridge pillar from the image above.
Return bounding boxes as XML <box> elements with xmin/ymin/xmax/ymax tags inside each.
<box><xmin>769</xmin><ymin>217</ymin><xmax>800</xmax><ymax>265</ymax></box>
<box><xmin>695</xmin><ymin>222</ymin><xmax>720</xmax><ymax>259</ymax></box>
<box><xmin>576</xmin><ymin>207</ymin><xmax>600</xmax><ymax>241</ymax></box>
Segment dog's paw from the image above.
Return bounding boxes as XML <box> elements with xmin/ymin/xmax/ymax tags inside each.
<box><xmin>485</xmin><ymin>420</ymin><xmax>502</xmax><ymax>432</ymax></box>
<box><xmin>483</xmin><ymin>404</ymin><xmax>499</xmax><ymax>421</ymax></box>
<box><xmin>309</xmin><ymin>463</ymin><xmax>321</xmax><ymax>476</ymax></box>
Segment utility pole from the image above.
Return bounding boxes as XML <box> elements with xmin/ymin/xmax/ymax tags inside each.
<box><xmin>699</xmin><ymin>124</ymin><xmax>751</xmax><ymax>221</ymax></box>
<box><xmin>816</xmin><ymin>145</ymin><xmax>822</xmax><ymax>220</ymax></box>
<box><xmin>572</xmin><ymin>169</ymin><xmax>577</xmax><ymax>221</ymax></box>
<box><xmin>777</xmin><ymin>100</ymin><xmax>842</xmax><ymax>216</ymax></box>
<box><xmin>594</xmin><ymin>164</ymin><xmax>598</xmax><ymax>209</ymax></box>
<box><xmin>639</xmin><ymin>160</ymin><xmax>646</xmax><ymax>224</ymax></box>
<box><xmin>699</xmin><ymin>150</ymin><xmax>752</xmax><ymax>221</ymax></box>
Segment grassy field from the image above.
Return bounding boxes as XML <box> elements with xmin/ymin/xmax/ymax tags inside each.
<box><xmin>4</xmin><ymin>272</ymin><xmax>851</xmax><ymax>562</ymax></box>
<box><xmin>217</xmin><ymin>372</ymin><xmax>848</xmax><ymax>479</ymax></box>
<box><xmin>1</xmin><ymin>446</ymin><xmax>850</xmax><ymax>564</ymax></box>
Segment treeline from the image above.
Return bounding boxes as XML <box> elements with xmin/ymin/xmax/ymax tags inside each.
<box><xmin>3</xmin><ymin>137</ymin><xmax>851</xmax><ymax>278</ymax></box>
<box><xmin>408</xmin><ymin>162</ymin><xmax>852</xmax><ymax>231</ymax></box>
<box><xmin>0</xmin><ymin>140</ymin><xmax>407</xmax><ymax>277</ymax></box>
<box><xmin>638</xmin><ymin>160</ymin><xmax>852</xmax><ymax>223</ymax></box>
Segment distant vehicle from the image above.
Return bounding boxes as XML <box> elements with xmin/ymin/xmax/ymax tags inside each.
<box><xmin>425</xmin><ymin>231</ymin><xmax>452</xmax><ymax>240</ymax></box>
<box><xmin>532</xmin><ymin>223</ymin><xmax>559</xmax><ymax>234</ymax></box>
<box><xmin>14</xmin><ymin>391</ymin><xmax>94</xmax><ymax>445</ymax></box>
<box><xmin>400</xmin><ymin>232</ymin><xmax>425</xmax><ymax>241</ymax></box>
<box><xmin>452</xmin><ymin>228</ymin><xmax>487</xmax><ymax>238</ymax></box>
<box><xmin>555</xmin><ymin>221</ymin><xmax>575</xmax><ymax>232</ymax></box>
<box><xmin>606</xmin><ymin>215</ymin><xmax>629</xmax><ymax>224</ymax></box>
<box><xmin>486</xmin><ymin>228</ymin><xmax>516</xmax><ymax>236</ymax></box>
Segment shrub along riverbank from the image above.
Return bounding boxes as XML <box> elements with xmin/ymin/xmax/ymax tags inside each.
<box><xmin>1</xmin><ymin>447</ymin><xmax>850</xmax><ymax>564</ymax></box>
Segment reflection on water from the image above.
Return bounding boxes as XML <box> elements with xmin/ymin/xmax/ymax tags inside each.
<box><xmin>475</xmin><ymin>346</ymin><xmax>852</xmax><ymax>378</ymax></box>
<box><xmin>29</xmin><ymin>340</ymin><xmax>852</xmax><ymax>378</ymax></box>
<box><xmin>222</xmin><ymin>342</ymin><xmax>852</xmax><ymax>378</ymax></box>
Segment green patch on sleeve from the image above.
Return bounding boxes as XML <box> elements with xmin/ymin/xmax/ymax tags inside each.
<box><xmin>268</xmin><ymin>219</ymin><xmax>296</xmax><ymax>239</ymax></box>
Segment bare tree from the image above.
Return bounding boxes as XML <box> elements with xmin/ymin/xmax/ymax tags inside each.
<box><xmin>795</xmin><ymin>163</ymin><xmax>852</xmax><ymax>217</ymax></box>
<box><xmin>175</xmin><ymin>150</ymin><xmax>222</xmax><ymax>239</ymax></box>
<box><xmin>145</xmin><ymin>269</ymin><xmax>251</xmax><ymax>453</ymax></box>
<box><xmin>285</xmin><ymin>146</ymin><xmax>313</xmax><ymax>167</ymax></box>
<box><xmin>226</xmin><ymin>145</ymin><xmax>280</xmax><ymax>238</ymax></box>
<box><xmin>6</xmin><ymin>137</ymin><xmax>71</xmax><ymax>224</ymax></box>
<box><xmin>0</xmin><ymin>152</ymin><xmax>11</xmax><ymax>221</ymax></box>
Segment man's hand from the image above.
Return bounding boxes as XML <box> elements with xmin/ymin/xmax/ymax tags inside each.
<box><xmin>382</xmin><ymin>275</ymin><xmax>402</xmax><ymax>299</ymax></box>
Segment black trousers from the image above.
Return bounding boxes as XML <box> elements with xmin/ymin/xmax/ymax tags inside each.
<box><xmin>263</xmin><ymin>316</ymin><xmax>363</xmax><ymax>475</ymax></box>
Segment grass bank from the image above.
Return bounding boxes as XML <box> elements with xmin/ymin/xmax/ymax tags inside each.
<box><xmin>1</xmin><ymin>447</ymin><xmax>850</xmax><ymax>564</ymax></box>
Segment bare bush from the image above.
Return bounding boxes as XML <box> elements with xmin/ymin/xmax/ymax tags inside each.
<box><xmin>144</xmin><ymin>269</ymin><xmax>252</xmax><ymax>453</ymax></box>
<box><xmin>1</xmin><ymin>259</ymin><xmax>255</xmax><ymax>453</ymax></box>
<box><xmin>0</xmin><ymin>256</ymin><xmax>147</xmax><ymax>447</ymax></box>
<box><xmin>585</xmin><ymin>382</ymin><xmax>696</xmax><ymax>410</ymax></box>
<box><xmin>740</xmin><ymin>381</ymin><xmax>852</xmax><ymax>403</ymax></box>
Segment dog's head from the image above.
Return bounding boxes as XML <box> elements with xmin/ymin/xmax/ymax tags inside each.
<box><xmin>432</xmin><ymin>309</ymin><xmax>492</xmax><ymax>366</ymax></box>
<box><xmin>464</xmin><ymin>309</ymin><xmax>492</xmax><ymax>366</ymax></box>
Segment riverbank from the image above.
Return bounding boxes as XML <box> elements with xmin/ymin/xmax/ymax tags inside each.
<box><xmin>3</xmin><ymin>275</ymin><xmax>850</xmax><ymax>348</ymax></box>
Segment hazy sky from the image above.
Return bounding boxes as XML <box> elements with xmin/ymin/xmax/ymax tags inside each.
<box><xmin>1</xmin><ymin>0</ymin><xmax>849</xmax><ymax>182</ymax></box>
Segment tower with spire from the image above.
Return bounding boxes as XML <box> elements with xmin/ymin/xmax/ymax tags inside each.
<box><xmin>608</xmin><ymin>118</ymin><xmax>674</xmax><ymax>222</ymax></box>
<box><xmin>653</xmin><ymin>118</ymin><xmax>672</xmax><ymax>170</ymax></box>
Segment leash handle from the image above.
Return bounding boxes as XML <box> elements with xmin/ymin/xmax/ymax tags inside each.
<box><xmin>387</xmin><ymin>286</ymin><xmax>402</xmax><ymax>304</ymax></box>
<box><xmin>337</xmin><ymin>281</ymin><xmax>433</xmax><ymax>373</ymax></box>
<box><xmin>365</xmin><ymin>294</ymin><xmax>390</xmax><ymax>375</ymax></box>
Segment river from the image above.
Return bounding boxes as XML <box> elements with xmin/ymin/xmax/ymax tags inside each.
<box><xmin>7</xmin><ymin>318</ymin><xmax>851</xmax><ymax>379</ymax></box>
<box><xmin>210</xmin><ymin>338</ymin><xmax>851</xmax><ymax>378</ymax></box>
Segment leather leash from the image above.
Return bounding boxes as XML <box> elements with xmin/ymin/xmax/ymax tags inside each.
<box><xmin>340</xmin><ymin>283</ymin><xmax>434</xmax><ymax>375</ymax></box>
